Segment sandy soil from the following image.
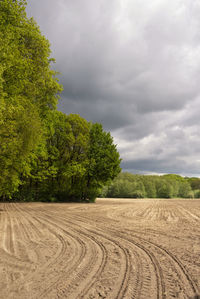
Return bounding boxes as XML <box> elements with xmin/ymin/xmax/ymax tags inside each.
<box><xmin>0</xmin><ymin>198</ymin><xmax>200</xmax><ymax>299</ymax></box>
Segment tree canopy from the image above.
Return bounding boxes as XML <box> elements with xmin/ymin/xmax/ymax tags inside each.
<box><xmin>101</xmin><ymin>172</ymin><xmax>198</xmax><ymax>199</ymax></box>
<box><xmin>0</xmin><ymin>0</ymin><xmax>121</xmax><ymax>202</ymax></box>
<box><xmin>0</xmin><ymin>0</ymin><xmax>61</xmax><ymax>198</ymax></box>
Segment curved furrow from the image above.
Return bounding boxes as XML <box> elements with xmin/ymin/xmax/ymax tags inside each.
<box><xmin>0</xmin><ymin>204</ymin><xmax>37</xmax><ymax>297</ymax></box>
<box><xmin>111</xmin><ymin>229</ymin><xmax>193</xmax><ymax>298</ymax></box>
<box><xmin>71</xmin><ymin>233</ymin><xmax>108</xmax><ymax>299</ymax></box>
<box><xmin>1</xmin><ymin>199</ymin><xmax>199</xmax><ymax>299</ymax></box>
<box><xmin>32</xmin><ymin>208</ymin><xmax>114</xmax><ymax>298</ymax></box>
<box><xmin>69</xmin><ymin>205</ymin><xmax>199</xmax><ymax>293</ymax></box>
<box><xmin>1</xmin><ymin>204</ymin><xmax>38</xmax><ymax>290</ymax></box>
<box><xmin>41</xmin><ymin>209</ymin><xmax>162</xmax><ymax>299</ymax></box>
<box><xmin>42</xmin><ymin>209</ymin><xmax>140</xmax><ymax>296</ymax></box>
<box><xmin>12</xmin><ymin>203</ymin><xmax>86</xmax><ymax>298</ymax></box>
<box><xmin>61</xmin><ymin>210</ymin><xmax>199</xmax><ymax>299</ymax></box>
<box><xmin>118</xmin><ymin>233</ymin><xmax>193</xmax><ymax>299</ymax></box>
<box><xmin>131</xmin><ymin>234</ymin><xmax>199</xmax><ymax>296</ymax></box>
<box><xmin>80</xmin><ymin>230</ymin><xmax>131</xmax><ymax>299</ymax></box>
<box><xmin>10</xmin><ymin>203</ymin><xmax>50</xmax><ymax>266</ymax></box>
<box><xmin>70</xmin><ymin>216</ymin><xmax>163</xmax><ymax>299</ymax></box>
<box><xmin>6</xmin><ymin>203</ymin><xmax>79</xmax><ymax>297</ymax></box>
<box><xmin>123</xmin><ymin>226</ymin><xmax>199</xmax><ymax>295</ymax></box>
<box><xmin>84</xmin><ymin>223</ymin><xmax>164</xmax><ymax>299</ymax></box>
<box><xmin>104</xmin><ymin>218</ymin><xmax>199</xmax><ymax>298</ymax></box>
<box><xmin>76</xmin><ymin>209</ymin><xmax>199</xmax><ymax>298</ymax></box>
<box><xmin>38</xmin><ymin>234</ymin><xmax>86</xmax><ymax>299</ymax></box>
<box><xmin>36</xmin><ymin>207</ymin><xmax>132</xmax><ymax>299</ymax></box>
<box><xmin>15</xmin><ymin>204</ymin><xmax>96</xmax><ymax>298</ymax></box>
<box><xmin>56</xmin><ymin>235</ymin><xmax>105</xmax><ymax>299</ymax></box>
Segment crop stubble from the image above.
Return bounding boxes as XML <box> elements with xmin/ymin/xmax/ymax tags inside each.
<box><xmin>0</xmin><ymin>198</ymin><xmax>199</xmax><ymax>298</ymax></box>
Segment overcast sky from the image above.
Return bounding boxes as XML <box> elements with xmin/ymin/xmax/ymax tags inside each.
<box><xmin>26</xmin><ymin>0</ymin><xmax>200</xmax><ymax>177</ymax></box>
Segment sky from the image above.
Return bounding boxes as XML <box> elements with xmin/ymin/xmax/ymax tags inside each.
<box><xmin>26</xmin><ymin>0</ymin><xmax>200</xmax><ymax>177</ymax></box>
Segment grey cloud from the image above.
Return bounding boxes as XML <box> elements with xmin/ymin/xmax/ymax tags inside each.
<box><xmin>26</xmin><ymin>0</ymin><xmax>200</xmax><ymax>176</ymax></box>
<box><xmin>121</xmin><ymin>159</ymin><xmax>200</xmax><ymax>177</ymax></box>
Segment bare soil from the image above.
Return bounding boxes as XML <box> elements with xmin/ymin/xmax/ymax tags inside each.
<box><xmin>0</xmin><ymin>198</ymin><xmax>200</xmax><ymax>298</ymax></box>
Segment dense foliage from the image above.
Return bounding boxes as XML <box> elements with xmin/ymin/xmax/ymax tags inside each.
<box><xmin>0</xmin><ymin>0</ymin><xmax>121</xmax><ymax>202</ymax></box>
<box><xmin>101</xmin><ymin>173</ymin><xmax>200</xmax><ymax>199</ymax></box>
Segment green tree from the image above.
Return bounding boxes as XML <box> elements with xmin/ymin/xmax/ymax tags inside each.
<box><xmin>187</xmin><ymin>177</ymin><xmax>200</xmax><ymax>190</ymax></box>
<box><xmin>0</xmin><ymin>0</ymin><xmax>62</xmax><ymax>199</ymax></box>
<box><xmin>156</xmin><ymin>179</ymin><xmax>173</xmax><ymax>198</ymax></box>
<box><xmin>107</xmin><ymin>179</ymin><xmax>135</xmax><ymax>198</ymax></box>
<box><xmin>17</xmin><ymin>112</ymin><xmax>90</xmax><ymax>201</ymax></box>
<box><xmin>0</xmin><ymin>0</ymin><xmax>62</xmax><ymax>111</ymax></box>
<box><xmin>102</xmin><ymin>172</ymin><xmax>198</xmax><ymax>199</ymax></box>
<box><xmin>178</xmin><ymin>181</ymin><xmax>192</xmax><ymax>198</ymax></box>
<box><xmin>143</xmin><ymin>176</ymin><xmax>157</xmax><ymax>198</ymax></box>
<box><xmin>53</xmin><ymin>113</ymin><xmax>90</xmax><ymax>201</ymax></box>
<box><xmin>0</xmin><ymin>100</ymin><xmax>41</xmax><ymax>198</ymax></box>
<box><xmin>0</xmin><ymin>0</ymin><xmax>120</xmax><ymax>202</ymax></box>
<box><xmin>82</xmin><ymin>123</ymin><xmax>121</xmax><ymax>201</ymax></box>
<box><xmin>17</xmin><ymin>113</ymin><xmax>121</xmax><ymax>202</ymax></box>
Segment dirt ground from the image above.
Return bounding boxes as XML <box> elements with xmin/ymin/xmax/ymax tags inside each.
<box><xmin>0</xmin><ymin>198</ymin><xmax>200</xmax><ymax>299</ymax></box>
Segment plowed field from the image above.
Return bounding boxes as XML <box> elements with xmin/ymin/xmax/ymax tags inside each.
<box><xmin>0</xmin><ymin>199</ymin><xmax>200</xmax><ymax>299</ymax></box>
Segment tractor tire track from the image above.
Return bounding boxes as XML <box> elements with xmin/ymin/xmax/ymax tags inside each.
<box><xmin>0</xmin><ymin>199</ymin><xmax>200</xmax><ymax>299</ymax></box>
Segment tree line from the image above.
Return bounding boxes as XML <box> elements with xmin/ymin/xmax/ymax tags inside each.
<box><xmin>0</xmin><ymin>0</ymin><xmax>121</xmax><ymax>202</ymax></box>
<box><xmin>101</xmin><ymin>172</ymin><xmax>200</xmax><ymax>199</ymax></box>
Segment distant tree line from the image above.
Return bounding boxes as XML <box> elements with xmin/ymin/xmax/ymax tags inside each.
<box><xmin>0</xmin><ymin>0</ymin><xmax>121</xmax><ymax>202</ymax></box>
<box><xmin>101</xmin><ymin>173</ymin><xmax>200</xmax><ymax>199</ymax></box>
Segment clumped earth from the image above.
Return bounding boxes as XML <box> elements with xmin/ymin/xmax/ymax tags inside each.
<box><xmin>0</xmin><ymin>198</ymin><xmax>200</xmax><ymax>298</ymax></box>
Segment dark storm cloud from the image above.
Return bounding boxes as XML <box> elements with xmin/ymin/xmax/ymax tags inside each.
<box><xmin>26</xmin><ymin>0</ymin><xmax>200</xmax><ymax>176</ymax></box>
<box><xmin>121</xmin><ymin>159</ymin><xmax>200</xmax><ymax>177</ymax></box>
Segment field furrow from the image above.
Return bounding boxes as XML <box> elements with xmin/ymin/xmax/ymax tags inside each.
<box><xmin>0</xmin><ymin>198</ymin><xmax>200</xmax><ymax>298</ymax></box>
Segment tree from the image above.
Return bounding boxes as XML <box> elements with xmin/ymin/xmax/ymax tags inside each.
<box><xmin>16</xmin><ymin>113</ymin><xmax>121</xmax><ymax>202</ymax></box>
<box><xmin>105</xmin><ymin>173</ymin><xmax>147</xmax><ymax>198</ymax></box>
<box><xmin>178</xmin><ymin>181</ymin><xmax>192</xmax><ymax>198</ymax></box>
<box><xmin>0</xmin><ymin>0</ymin><xmax>62</xmax><ymax>111</ymax></box>
<box><xmin>82</xmin><ymin>123</ymin><xmax>121</xmax><ymax>201</ymax></box>
<box><xmin>187</xmin><ymin>177</ymin><xmax>200</xmax><ymax>190</ymax></box>
<box><xmin>0</xmin><ymin>0</ymin><xmax>120</xmax><ymax>202</ymax></box>
<box><xmin>0</xmin><ymin>0</ymin><xmax>62</xmax><ymax>199</ymax></box>
<box><xmin>0</xmin><ymin>100</ymin><xmax>41</xmax><ymax>198</ymax></box>
<box><xmin>143</xmin><ymin>176</ymin><xmax>157</xmax><ymax>198</ymax></box>
<box><xmin>102</xmin><ymin>173</ymin><xmax>195</xmax><ymax>199</ymax></box>
<box><xmin>50</xmin><ymin>113</ymin><xmax>90</xmax><ymax>201</ymax></box>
